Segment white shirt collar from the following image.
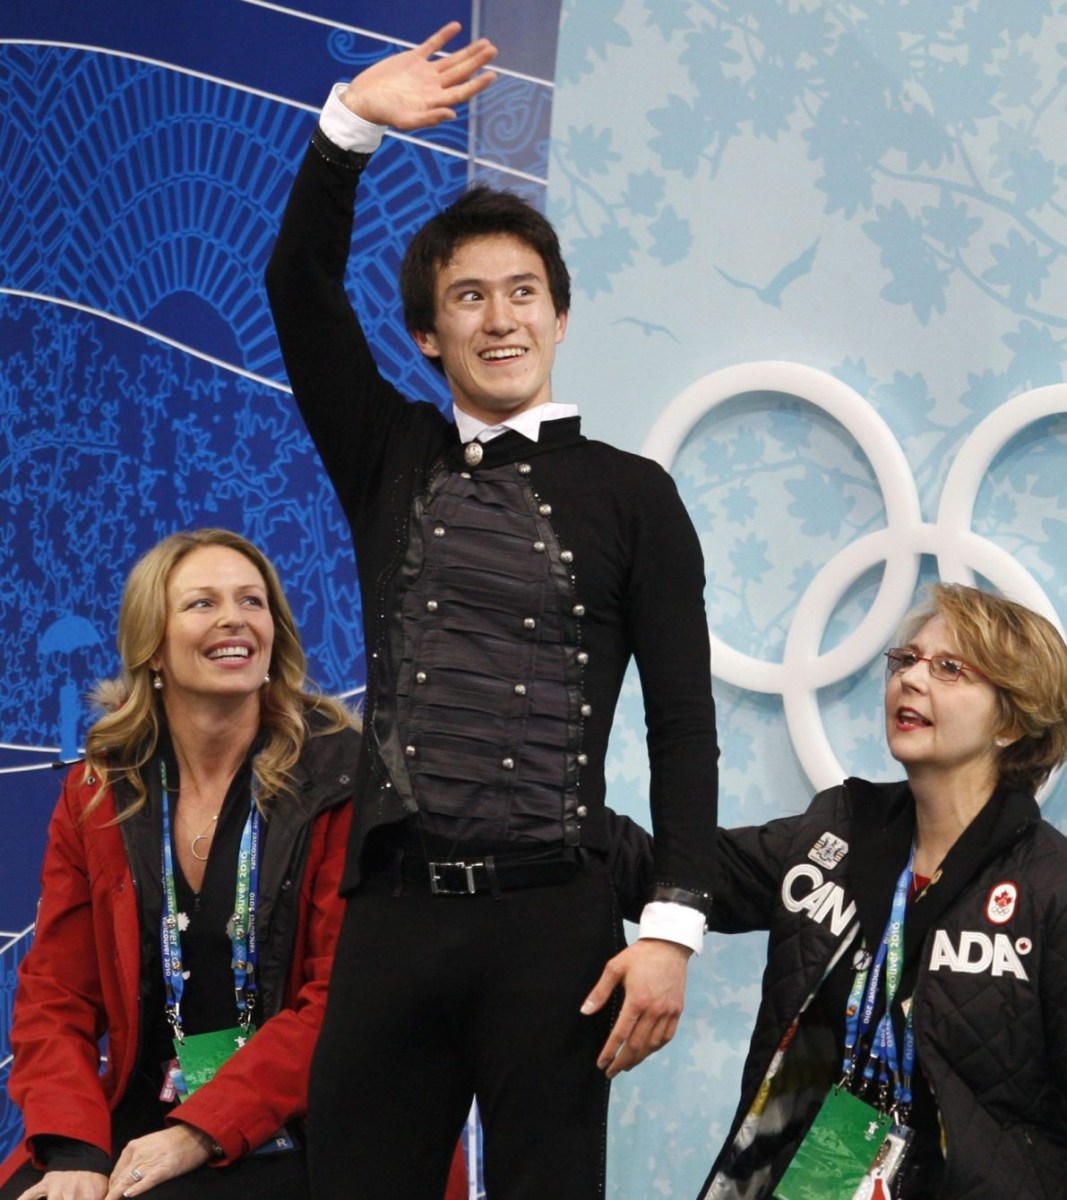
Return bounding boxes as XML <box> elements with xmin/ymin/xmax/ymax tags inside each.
<box><xmin>453</xmin><ymin>401</ymin><xmax>580</xmax><ymax>445</ymax></box>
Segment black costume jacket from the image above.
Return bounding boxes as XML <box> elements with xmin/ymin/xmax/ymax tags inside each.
<box><xmin>266</xmin><ymin>129</ymin><xmax>718</xmax><ymax>912</ymax></box>
<box><xmin>699</xmin><ymin>778</ymin><xmax>1067</xmax><ymax>1200</ymax></box>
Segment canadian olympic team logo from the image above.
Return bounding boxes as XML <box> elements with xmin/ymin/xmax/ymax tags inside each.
<box><xmin>986</xmin><ymin>881</ymin><xmax>1019</xmax><ymax>925</ymax></box>
<box><xmin>642</xmin><ymin>362</ymin><xmax>1066</xmax><ymax>800</ymax></box>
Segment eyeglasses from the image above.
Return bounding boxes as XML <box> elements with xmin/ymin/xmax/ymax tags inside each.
<box><xmin>884</xmin><ymin>648</ymin><xmax>988</xmax><ymax>684</ymax></box>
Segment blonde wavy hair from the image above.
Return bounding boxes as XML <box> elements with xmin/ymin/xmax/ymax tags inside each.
<box><xmin>898</xmin><ymin>583</ymin><xmax>1067</xmax><ymax>796</ymax></box>
<box><xmin>84</xmin><ymin>528</ymin><xmax>357</xmax><ymax>816</ymax></box>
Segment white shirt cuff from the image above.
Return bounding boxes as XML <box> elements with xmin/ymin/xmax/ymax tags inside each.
<box><xmin>319</xmin><ymin>83</ymin><xmax>386</xmax><ymax>154</ymax></box>
<box><xmin>637</xmin><ymin>901</ymin><xmax>705</xmax><ymax>955</ymax></box>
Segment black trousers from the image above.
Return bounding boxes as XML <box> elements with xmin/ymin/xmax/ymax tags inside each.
<box><xmin>307</xmin><ymin>851</ymin><xmax>623</xmax><ymax>1200</ymax></box>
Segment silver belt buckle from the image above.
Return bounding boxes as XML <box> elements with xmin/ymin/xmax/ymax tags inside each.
<box><xmin>428</xmin><ymin>859</ymin><xmax>484</xmax><ymax>895</ymax></box>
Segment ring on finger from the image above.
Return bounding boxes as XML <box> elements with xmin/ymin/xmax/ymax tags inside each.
<box><xmin>129</xmin><ymin>1166</ymin><xmax>145</xmax><ymax>1181</ymax></box>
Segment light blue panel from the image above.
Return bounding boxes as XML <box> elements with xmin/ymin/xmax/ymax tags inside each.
<box><xmin>549</xmin><ymin>2</ymin><xmax>1067</xmax><ymax>1196</ymax></box>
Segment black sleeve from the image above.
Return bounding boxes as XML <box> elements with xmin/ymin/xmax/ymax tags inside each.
<box><xmin>601</xmin><ymin>807</ymin><xmax>655</xmax><ymax>923</ymax></box>
<box><xmin>32</xmin><ymin>1134</ymin><xmax>111</xmax><ymax>1175</ymax></box>
<box><xmin>628</xmin><ymin>464</ymin><xmax>718</xmax><ymax>914</ymax></box>
<box><xmin>709</xmin><ymin>806</ymin><xmax>822</xmax><ymax>934</ymax></box>
<box><xmin>603</xmin><ymin>803</ymin><xmax>805</xmax><ymax>934</ymax></box>
<box><xmin>265</xmin><ymin>128</ymin><xmax>412</xmax><ymax>518</ymax></box>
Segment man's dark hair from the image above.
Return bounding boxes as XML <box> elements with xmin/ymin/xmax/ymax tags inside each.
<box><xmin>400</xmin><ymin>185</ymin><xmax>572</xmax><ymax>337</ymax></box>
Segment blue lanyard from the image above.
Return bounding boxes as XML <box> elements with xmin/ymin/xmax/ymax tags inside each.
<box><xmin>840</xmin><ymin>844</ymin><xmax>916</xmax><ymax>1120</ymax></box>
<box><xmin>160</xmin><ymin>760</ymin><xmax>260</xmax><ymax>1041</ymax></box>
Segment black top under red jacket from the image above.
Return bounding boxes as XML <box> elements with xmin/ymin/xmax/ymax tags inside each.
<box><xmin>265</xmin><ymin>128</ymin><xmax>718</xmax><ymax>910</ymax></box>
<box><xmin>699</xmin><ymin>778</ymin><xmax>1067</xmax><ymax>1200</ymax></box>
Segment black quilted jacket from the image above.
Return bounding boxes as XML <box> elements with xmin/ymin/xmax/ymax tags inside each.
<box><xmin>699</xmin><ymin>778</ymin><xmax>1067</xmax><ymax>1199</ymax></box>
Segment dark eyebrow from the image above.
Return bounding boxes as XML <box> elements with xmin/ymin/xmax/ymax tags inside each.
<box><xmin>444</xmin><ymin>272</ymin><xmax>543</xmax><ymax>296</ymax></box>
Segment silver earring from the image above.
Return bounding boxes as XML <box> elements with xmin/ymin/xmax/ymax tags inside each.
<box><xmin>263</xmin><ymin>672</ymin><xmax>271</xmax><ymax>686</ymax></box>
<box><xmin>152</xmin><ymin>672</ymin><xmax>163</xmax><ymax>691</ymax></box>
<box><xmin>994</xmin><ymin>737</ymin><xmax>1009</xmax><ymax>748</ymax></box>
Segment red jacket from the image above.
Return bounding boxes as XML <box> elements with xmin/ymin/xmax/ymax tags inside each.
<box><xmin>1</xmin><ymin>722</ymin><xmax>469</xmax><ymax>1199</ymax></box>
<box><xmin>0</xmin><ymin>725</ymin><xmax>358</xmax><ymax>1181</ymax></box>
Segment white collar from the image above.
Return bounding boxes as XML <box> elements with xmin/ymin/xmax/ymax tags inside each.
<box><xmin>453</xmin><ymin>401</ymin><xmax>580</xmax><ymax>445</ymax></box>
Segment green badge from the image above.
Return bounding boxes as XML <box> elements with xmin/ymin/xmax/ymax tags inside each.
<box><xmin>775</xmin><ymin>1088</ymin><xmax>891</xmax><ymax>1200</ymax></box>
<box><xmin>174</xmin><ymin>1025</ymin><xmax>256</xmax><ymax>1097</ymax></box>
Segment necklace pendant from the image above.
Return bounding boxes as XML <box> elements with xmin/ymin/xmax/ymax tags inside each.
<box><xmin>189</xmin><ymin>813</ymin><xmax>219</xmax><ymax>861</ymax></box>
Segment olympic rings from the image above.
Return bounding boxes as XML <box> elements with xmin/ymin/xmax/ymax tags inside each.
<box><xmin>643</xmin><ymin>362</ymin><xmax>1066</xmax><ymax>795</ymax></box>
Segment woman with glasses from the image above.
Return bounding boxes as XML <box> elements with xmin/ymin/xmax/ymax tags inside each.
<box><xmin>697</xmin><ymin>583</ymin><xmax>1067</xmax><ymax>1200</ymax></box>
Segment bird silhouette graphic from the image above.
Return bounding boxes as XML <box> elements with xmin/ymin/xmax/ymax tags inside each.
<box><xmin>611</xmin><ymin>316</ymin><xmax>680</xmax><ymax>342</ymax></box>
<box><xmin>716</xmin><ymin>238</ymin><xmax>820</xmax><ymax>308</ymax></box>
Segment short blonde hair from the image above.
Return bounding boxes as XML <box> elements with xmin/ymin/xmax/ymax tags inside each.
<box><xmin>899</xmin><ymin>583</ymin><xmax>1067</xmax><ymax>795</ymax></box>
<box><xmin>85</xmin><ymin>529</ymin><xmax>355</xmax><ymax>814</ymax></box>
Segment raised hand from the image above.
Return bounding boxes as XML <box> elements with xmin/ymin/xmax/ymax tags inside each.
<box><xmin>341</xmin><ymin>21</ymin><xmax>497</xmax><ymax>131</ymax></box>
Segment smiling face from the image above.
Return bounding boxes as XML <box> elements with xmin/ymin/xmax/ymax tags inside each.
<box><xmin>412</xmin><ymin>233</ymin><xmax>568</xmax><ymax>423</ymax></box>
<box><xmin>885</xmin><ymin>615</ymin><xmax>1004</xmax><ymax>794</ymax></box>
<box><xmin>151</xmin><ymin>545</ymin><xmax>274</xmax><ymax>713</ymax></box>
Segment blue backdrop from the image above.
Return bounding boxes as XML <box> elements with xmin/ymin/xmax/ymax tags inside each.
<box><xmin>0</xmin><ymin>0</ymin><xmax>558</xmax><ymax>1176</ymax></box>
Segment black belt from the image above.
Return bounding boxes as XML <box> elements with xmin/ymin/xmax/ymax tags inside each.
<box><xmin>398</xmin><ymin>846</ymin><xmax>581</xmax><ymax>895</ymax></box>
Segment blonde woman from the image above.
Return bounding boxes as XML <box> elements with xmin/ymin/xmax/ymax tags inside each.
<box><xmin>0</xmin><ymin>530</ymin><xmax>360</xmax><ymax>1200</ymax></box>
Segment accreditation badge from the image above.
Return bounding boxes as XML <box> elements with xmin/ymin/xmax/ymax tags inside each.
<box><xmin>173</xmin><ymin>1024</ymin><xmax>256</xmax><ymax>1097</ymax></box>
<box><xmin>774</xmin><ymin>1088</ymin><xmax>891</xmax><ymax>1200</ymax></box>
<box><xmin>851</xmin><ymin>1124</ymin><xmax>914</xmax><ymax>1199</ymax></box>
